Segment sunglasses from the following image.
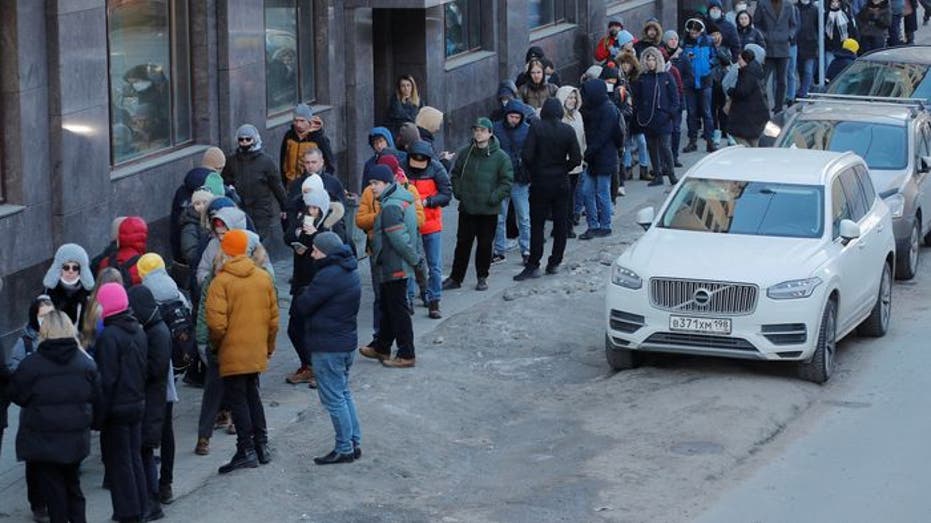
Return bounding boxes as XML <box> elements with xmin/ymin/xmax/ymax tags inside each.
<box><xmin>411</xmin><ymin>155</ymin><xmax>429</xmax><ymax>162</ymax></box>
<box><xmin>237</xmin><ymin>137</ymin><xmax>254</xmax><ymax>143</ymax></box>
<box><xmin>62</xmin><ymin>263</ymin><xmax>80</xmax><ymax>272</ymax></box>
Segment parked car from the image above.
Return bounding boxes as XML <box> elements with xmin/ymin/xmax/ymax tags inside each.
<box><xmin>604</xmin><ymin>148</ymin><xmax>896</xmax><ymax>383</ymax></box>
<box><xmin>774</xmin><ymin>99</ymin><xmax>931</xmax><ymax>279</ymax></box>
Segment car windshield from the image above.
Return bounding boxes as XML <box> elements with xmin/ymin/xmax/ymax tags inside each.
<box><xmin>828</xmin><ymin>61</ymin><xmax>931</xmax><ymax>100</ymax></box>
<box><xmin>777</xmin><ymin>120</ymin><xmax>908</xmax><ymax>170</ymax></box>
<box><xmin>658</xmin><ymin>178</ymin><xmax>825</xmax><ymax>238</ymax></box>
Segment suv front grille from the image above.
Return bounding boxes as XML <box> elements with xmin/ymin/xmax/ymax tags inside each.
<box><xmin>644</xmin><ymin>332</ymin><xmax>757</xmax><ymax>352</ymax></box>
<box><xmin>650</xmin><ymin>277</ymin><xmax>758</xmax><ymax>315</ymax></box>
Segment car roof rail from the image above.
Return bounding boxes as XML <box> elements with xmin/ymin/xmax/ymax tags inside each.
<box><xmin>798</xmin><ymin>94</ymin><xmax>927</xmax><ymax>115</ymax></box>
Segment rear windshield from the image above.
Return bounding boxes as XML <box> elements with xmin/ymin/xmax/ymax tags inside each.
<box><xmin>777</xmin><ymin>120</ymin><xmax>908</xmax><ymax>170</ymax></box>
<box><xmin>828</xmin><ymin>61</ymin><xmax>931</xmax><ymax>100</ymax></box>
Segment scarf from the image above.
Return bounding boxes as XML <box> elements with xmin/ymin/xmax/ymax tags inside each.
<box><xmin>826</xmin><ymin>8</ymin><xmax>849</xmax><ymax>41</ymax></box>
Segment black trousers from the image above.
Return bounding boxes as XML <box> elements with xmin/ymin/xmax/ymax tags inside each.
<box><xmin>224</xmin><ymin>373</ymin><xmax>267</xmax><ymax>452</ymax></box>
<box><xmin>450</xmin><ymin>212</ymin><xmax>498</xmax><ymax>282</ymax></box>
<box><xmin>764</xmin><ymin>57</ymin><xmax>790</xmax><ymax>112</ymax></box>
<box><xmin>102</xmin><ymin>422</ymin><xmax>147</xmax><ymax>520</ymax></box>
<box><xmin>26</xmin><ymin>460</ymin><xmax>46</xmax><ymax>510</ymax></box>
<box><xmin>374</xmin><ymin>279</ymin><xmax>415</xmax><ymax>359</ymax></box>
<box><xmin>197</xmin><ymin>353</ymin><xmax>225</xmax><ymax>439</ymax></box>
<box><xmin>646</xmin><ymin>134</ymin><xmax>675</xmax><ymax>178</ymax></box>
<box><xmin>529</xmin><ymin>181</ymin><xmax>569</xmax><ymax>270</ymax></box>
<box><xmin>160</xmin><ymin>402</ymin><xmax>174</xmax><ymax>488</ymax></box>
<box><xmin>33</xmin><ymin>462</ymin><xmax>85</xmax><ymax>523</ymax></box>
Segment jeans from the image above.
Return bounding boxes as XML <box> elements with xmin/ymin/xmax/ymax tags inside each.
<box><xmin>685</xmin><ymin>86</ymin><xmax>714</xmax><ymax>141</ymax></box>
<box><xmin>311</xmin><ymin>351</ymin><xmax>362</xmax><ymax>455</ymax></box>
<box><xmin>369</xmin><ymin>256</ymin><xmax>381</xmax><ymax>343</ymax></box>
<box><xmin>102</xmin><ymin>422</ymin><xmax>147</xmax><ymax>520</ymax></box>
<box><xmin>671</xmin><ymin>109</ymin><xmax>683</xmax><ymax>160</ymax></box>
<box><xmin>374</xmin><ymin>279</ymin><xmax>415</xmax><ymax>359</ymax></box>
<box><xmin>764</xmin><ymin>57</ymin><xmax>790</xmax><ymax>113</ymax></box>
<box><xmin>888</xmin><ymin>13</ymin><xmax>903</xmax><ymax>45</ymax></box>
<box><xmin>529</xmin><ymin>180</ymin><xmax>570</xmax><ymax>269</ymax></box>
<box><xmin>495</xmin><ymin>183</ymin><xmax>530</xmax><ymax>255</ymax></box>
<box><xmin>421</xmin><ymin>232</ymin><xmax>443</xmax><ymax>302</ymax></box>
<box><xmin>646</xmin><ymin>134</ymin><xmax>675</xmax><ymax>178</ymax></box>
<box><xmin>623</xmin><ymin>133</ymin><xmax>649</xmax><ymax>168</ymax></box>
<box><xmin>224</xmin><ymin>373</ymin><xmax>268</xmax><ymax>452</ymax></box>
<box><xmin>570</xmin><ymin>172</ymin><xmax>584</xmax><ymax>218</ymax></box>
<box><xmin>197</xmin><ymin>353</ymin><xmax>225</xmax><ymax>439</ymax></box>
<box><xmin>786</xmin><ymin>44</ymin><xmax>798</xmax><ymax>102</ymax></box>
<box><xmin>450</xmin><ymin>211</ymin><xmax>498</xmax><ymax>282</ymax></box>
<box><xmin>160</xmin><ymin>402</ymin><xmax>174</xmax><ymax>488</ymax></box>
<box><xmin>583</xmin><ymin>173</ymin><xmax>613</xmax><ymax>230</ymax></box>
<box><xmin>33</xmin><ymin>462</ymin><xmax>86</xmax><ymax>523</ymax></box>
<box><xmin>797</xmin><ymin>56</ymin><xmax>817</xmax><ymax>99</ymax></box>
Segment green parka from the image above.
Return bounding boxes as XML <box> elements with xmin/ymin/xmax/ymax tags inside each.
<box><xmin>450</xmin><ymin>135</ymin><xmax>514</xmax><ymax>216</ymax></box>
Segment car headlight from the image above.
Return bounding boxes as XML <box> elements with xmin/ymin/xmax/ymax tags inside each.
<box><xmin>883</xmin><ymin>193</ymin><xmax>905</xmax><ymax>219</ymax></box>
<box><xmin>767</xmin><ymin>277</ymin><xmax>823</xmax><ymax>300</ymax></box>
<box><xmin>611</xmin><ymin>264</ymin><xmax>642</xmax><ymax>289</ymax></box>
<box><xmin>763</xmin><ymin>121</ymin><xmax>781</xmax><ymax>138</ymax></box>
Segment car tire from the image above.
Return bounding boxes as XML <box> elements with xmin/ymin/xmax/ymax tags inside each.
<box><xmin>798</xmin><ymin>299</ymin><xmax>837</xmax><ymax>384</ymax></box>
<box><xmin>895</xmin><ymin>220</ymin><xmax>920</xmax><ymax>280</ymax></box>
<box><xmin>605</xmin><ymin>334</ymin><xmax>641</xmax><ymax>370</ymax></box>
<box><xmin>858</xmin><ymin>261</ymin><xmax>892</xmax><ymax>338</ymax></box>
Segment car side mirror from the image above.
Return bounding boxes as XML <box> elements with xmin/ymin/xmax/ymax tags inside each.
<box><xmin>839</xmin><ymin>219</ymin><xmax>861</xmax><ymax>245</ymax></box>
<box><xmin>919</xmin><ymin>155</ymin><xmax>931</xmax><ymax>174</ymax></box>
<box><xmin>636</xmin><ymin>207</ymin><xmax>655</xmax><ymax>231</ymax></box>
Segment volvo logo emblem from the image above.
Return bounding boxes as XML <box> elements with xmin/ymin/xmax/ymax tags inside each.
<box><xmin>693</xmin><ymin>288</ymin><xmax>712</xmax><ymax>306</ymax></box>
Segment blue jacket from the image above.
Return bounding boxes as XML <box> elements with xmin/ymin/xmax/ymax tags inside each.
<box><xmin>631</xmin><ymin>71</ymin><xmax>681</xmax><ymax>136</ymax></box>
<box><xmin>363</xmin><ymin>127</ymin><xmax>407</xmax><ymax>187</ymax></box>
<box><xmin>682</xmin><ymin>33</ymin><xmax>716</xmax><ymax>89</ymax></box>
<box><xmin>492</xmin><ymin>100</ymin><xmax>531</xmax><ymax>184</ymax></box>
<box><xmin>707</xmin><ymin>1</ymin><xmax>743</xmax><ymax>59</ymax></box>
<box><xmin>579</xmin><ymin>79</ymin><xmax>624</xmax><ymax>176</ymax></box>
<box><xmin>293</xmin><ymin>246</ymin><xmax>361</xmax><ymax>353</ymax></box>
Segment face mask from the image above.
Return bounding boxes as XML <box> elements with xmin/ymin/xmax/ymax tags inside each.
<box><xmin>609</xmin><ymin>28</ymin><xmax>619</xmax><ymax>37</ymax></box>
<box><xmin>132</xmin><ymin>80</ymin><xmax>152</xmax><ymax>92</ymax></box>
<box><xmin>736</xmin><ymin>3</ymin><xmax>748</xmax><ymax>10</ymax></box>
<box><xmin>239</xmin><ymin>145</ymin><xmax>252</xmax><ymax>153</ymax></box>
<box><xmin>709</xmin><ymin>8</ymin><xmax>722</xmax><ymax>18</ymax></box>
<box><xmin>799</xmin><ymin>0</ymin><xmax>809</xmax><ymax>4</ymax></box>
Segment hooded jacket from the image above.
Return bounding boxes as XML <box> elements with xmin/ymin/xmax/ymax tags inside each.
<box><xmin>856</xmin><ymin>0</ymin><xmax>892</xmax><ymax>39</ymax></box>
<box><xmin>556</xmin><ymin>86</ymin><xmax>586</xmax><ymax>175</ymax></box>
<box><xmin>706</xmin><ymin>0</ymin><xmax>743</xmax><ymax>59</ymax></box>
<box><xmin>522</xmin><ymin>98</ymin><xmax>583</xmax><ymax>186</ymax></box>
<box><xmin>755</xmin><ymin>0</ymin><xmax>800</xmax><ymax>58</ymax></box>
<box><xmin>371</xmin><ymin>183</ymin><xmax>423</xmax><ymax>284</ymax></box>
<box><xmin>222</xmin><ymin>141</ymin><xmax>287</xmax><ymax>227</ymax></box>
<box><xmin>8</xmin><ymin>337</ymin><xmax>100</xmax><ymax>464</ymax></box>
<box><xmin>279</xmin><ymin>126</ymin><xmax>335</xmax><ymax>187</ymax></box>
<box><xmin>404</xmin><ymin>140</ymin><xmax>453</xmax><ymax>235</ymax></box>
<box><xmin>726</xmin><ymin>59</ymin><xmax>770</xmax><ymax>139</ymax></box>
<box><xmin>195</xmin><ymin>206</ymin><xmax>247</xmax><ymax>286</ymax></box>
<box><xmin>450</xmin><ymin>135</ymin><xmax>514</xmax><ymax>216</ymax></box>
<box><xmin>98</xmin><ymin>217</ymin><xmax>148</xmax><ymax>286</ymax></box>
<box><xmin>491</xmin><ymin>81</ymin><xmax>537</xmax><ymax>122</ymax></box>
<box><xmin>631</xmin><ymin>48</ymin><xmax>681</xmax><ymax>136</ymax></box>
<box><xmin>682</xmin><ymin>22</ymin><xmax>717</xmax><ymax>88</ymax></box>
<box><xmin>634</xmin><ymin>20</ymin><xmax>664</xmax><ymax>56</ymax></box>
<box><xmin>95</xmin><ymin>310</ymin><xmax>147</xmax><ymax>426</ymax></box>
<box><xmin>43</xmin><ymin>243</ymin><xmax>94</xmax><ymax>326</ymax></box>
<box><xmin>493</xmin><ymin>100</ymin><xmax>532</xmax><ymax>184</ymax></box>
<box><xmin>518</xmin><ymin>76</ymin><xmax>558</xmax><ymax>110</ymax></box>
<box><xmin>170</xmin><ymin>167</ymin><xmax>213</xmax><ymax>261</ymax></box>
<box><xmin>206</xmin><ymin>256</ymin><xmax>279</xmax><ymax>378</ymax></box>
<box><xmin>293</xmin><ymin>246</ymin><xmax>361</xmax><ymax>354</ymax></box>
<box><xmin>127</xmin><ymin>286</ymin><xmax>171</xmax><ymax>448</ymax></box>
<box><xmin>826</xmin><ymin>48</ymin><xmax>857</xmax><ymax>82</ymax></box>
<box><xmin>736</xmin><ymin>11</ymin><xmax>768</xmax><ymax>48</ymax></box>
<box><xmin>285</xmin><ymin>198</ymin><xmax>347</xmax><ymax>294</ymax></box>
<box><xmin>179</xmin><ymin>204</ymin><xmax>209</xmax><ymax>267</ymax></box>
<box><xmin>141</xmin><ymin>267</ymin><xmax>189</xmax><ymax>308</ymax></box>
<box><xmin>579</xmin><ymin>79</ymin><xmax>624</xmax><ymax>175</ymax></box>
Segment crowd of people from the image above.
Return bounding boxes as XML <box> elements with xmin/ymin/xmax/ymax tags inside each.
<box><xmin>1</xmin><ymin>3</ymin><xmax>927</xmax><ymax>521</ymax></box>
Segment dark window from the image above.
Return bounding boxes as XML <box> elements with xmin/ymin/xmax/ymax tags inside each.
<box><xmin>778</xmin><ymin>120</ymin><xmax>908</xmax><ymax>170</ymax></box>
<box><xmin>827</xmin><ymin>61</ymin><xmax>931</xmax><ymax>100</ymax></box>
<box><xmin>831</xmin><ymin>177</ymin><xmax>852</xmax><ymax>239</ymax></box>
<box><xmin>840</xmin><ymin>169</ymin><xmax>869</xmax><ymax>222</ymax></box>
<box><xmin>445</xmin><ymin>0</ymin><xmax>482</xmax><ymax>58</ymax></box>
<box><xmin>918</xmin><ymin>123</ymin><xmax>931</xmax><ymax>158</ymax></box>
<box><xmin>265</xmin><ymin>0</ymin><xmax>315</xmax><ymax>115</ymax></box>
<box><xmin>529</xmin><ymin>0</ymin><xmax>575</xmax><ymax>29</ymax></box>
<box><xmin>107</xmin><ymin>0</ymin><xmax>192</xmax><ymax>165</ymax></box>
<box><xmin>854</xmin><ymin>165</ymin><xmax>877</xmax><ymax>204</ymax></box>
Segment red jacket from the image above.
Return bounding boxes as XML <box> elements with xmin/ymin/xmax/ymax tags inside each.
<box><xmin>99</xmin><ymin>216</ymin><xmax>149</xmax><ymax>285</ymax></box>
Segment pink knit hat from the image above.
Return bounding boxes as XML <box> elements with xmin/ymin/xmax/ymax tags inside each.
<box><xmin>97</xmin><ymin>282</ymin><xmax>129</xmax><ymax>318</ymax></box>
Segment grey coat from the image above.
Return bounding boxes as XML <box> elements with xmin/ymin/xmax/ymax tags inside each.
<box><xmin>755</xmin><ymin>0</ymin><xmax>799</xmax><ymax>58</ymax></box>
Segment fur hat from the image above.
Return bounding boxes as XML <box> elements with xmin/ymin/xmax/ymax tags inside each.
<box><xmin>640</xmin><ymin>46</ymin><xmax>667</xmax><ymax>71</ymax></box>
<box><xmin>136</xmin><ymin>253</ymin><xmax>166</xmax><ymax>279</ymax></box>
<box><xmin>97</xmin><ymin>282</ymin><xmax>129</xmax><ymax>318</ymax></box>
<box><xmin>202</xmin><ymin>147</ymin><xmax>226</xmax><ymax>171</ymax></box>
<box><xmin>221</xmin><ymin>229</ymin><xmax>249</xmax><ymax>257</ymax></box>
<box><xmin>313</xmin><ymin>231</ymin><xmax>344</xmax><ymax>257</ymax></box>
<box><xmin>43</xmin><ymin>243</ymin><xmax>94</xmax><ymax>290</ymax></box>
<box><xmin>415</xmin><ymin>106</ymin><xmax>444</xmax><ymax>134</ymax></box>
<box><xmin>191</xmin><ymin>189</ymin><xmax>215</xmax><ymax>207</ymax></box>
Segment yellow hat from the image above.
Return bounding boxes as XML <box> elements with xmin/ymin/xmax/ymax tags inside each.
<box><xmin>842</xmin><ymin>38</ymin><xmax>859</xmax><ymax>54</ymax></box>
<box><xmin>136</xmin><ymin>253</ymin><xmax>165</xmax><ymax>279</ymax></box>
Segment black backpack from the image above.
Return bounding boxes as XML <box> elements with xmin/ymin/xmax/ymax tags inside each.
<box><xmin>157</xmin><ymin>299</ymin><xmax>196</xmax><ymax>375</ymax></box>
<box><xmin>108</xmin><ymin>252</ymin><xmax>141</xmax><ymax>288</ymax></box>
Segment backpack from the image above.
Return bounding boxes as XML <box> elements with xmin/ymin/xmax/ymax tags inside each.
<box><xmin>108</xmin><ymin>252</ymin><xmax>141</xmax><ymax>288</ymax></box>
<box><xmin>157</xmin><ymin>300</ymin><xmax>195</xmax><ymax>375</ymax></box>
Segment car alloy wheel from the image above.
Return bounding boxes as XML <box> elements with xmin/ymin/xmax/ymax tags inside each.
<box><xmin>823</xmin><ymin>304</ymin><xmax>837</xmax><ymax>379</ymax></box>
<box><xmin>879</xmin><ymin>263</ymin><xmax>892</xmax><ymax>332</ymax></box>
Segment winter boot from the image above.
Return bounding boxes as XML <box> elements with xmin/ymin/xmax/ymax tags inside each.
<box><xmin>683</xmin><ymin>140</ymin><xmax>698</xmax><ymax>153</ymax></box>
<box><xmin>639</xmin><ymin>165</ymin><xmax>653</xmax><ymax>181</ymax></box>
<box><xmin>218</xmin><ymin>447</ymin><xmax>259</xmax><ymax>474</ymax></box>
<box><xmin>669</xmin><ymin>172</ymin><xmax>679</xmax><ymax>184</ymax></box>
<box><xmin>706</xmin><ymin>141</ymin><xmax>718</xmax><ymax>153</ymax></box>
<box><xmin>195</xmin><ymin>437</ymin><xmax>210</xmax><ymax>456</ymax></box>
<box><xmin>428</xmin><ymin>300</ymin><xmax>442</xmax><ymax>319</ymax></box>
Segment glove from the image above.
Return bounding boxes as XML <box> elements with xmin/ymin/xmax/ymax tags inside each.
<box><xmin>414</xmin><ymin>259</ymin><xmax>429</xmax><ymax>290</ymax></box>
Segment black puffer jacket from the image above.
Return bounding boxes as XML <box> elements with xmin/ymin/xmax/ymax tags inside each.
<box><xmin>179</xmin><ymin>205</ymin><xmax>208</xmax><ymax>267</ymax></box>
<box><xmin>521</xmin><ymin>99</ymin><xmax>582</xmax><ymax>186</ymax></box>
<box><xmin>94</xmin><ymin>311</ymin><xmax>147</xmax><ymax>426</ymax></box>
<box><xmin>726</xmin><ymin>60</ymin><xmax>770</xmax><ymax>139</ymax></box>
<box><xmin>0</xmin><ymin>363</ymin><xmax>10</xmax><ymax>432</ymax></box>
<box><xmin>8</xmin><ymin>338</ymin><xmax>100</xmax><ymax>464</ymax></box>
<box><xmin>128</xmin><ymin>286</ymin><xmax>171</xmax><ymax>448</ymax></box>
<box><xmin>222</xmin><ymin>149</ymin><xmax>287</xmax><ymax>226</ymax></box>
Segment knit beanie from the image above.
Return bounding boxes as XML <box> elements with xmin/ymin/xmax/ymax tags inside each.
<box><xmin>415</xmin><ymin>106</ymin><xmax>444</xmax><ymax>133</ymax></box>
<box><xmin>313</xmin><ymin>231</ymin><xmax>344</xmax><ymax>256</ymax></box>
<box><xmin>294</xmin><ymin>103</ymin><xmax>313</xmax><ymax>120</ymax></box>
<box><xmin>842</xmin><ymin>38</ymin><xmax>859</xmax><ymax>54</ymax></box>
<box><xmin>221</xmin><ymin>229</ymin><xmax>249</xmax><ymax>256</ymax></box>
<box><xmin>301</xmin><ymin>174</ymin><xmax>330</xmax><ymax>210</ymax></box>
<box><xmin>663</xmin><ymin>30</ymin><xmax>679</xmax><ymax>44</ymax></box>
<box><xmin>368</xmin><ymin>164</ymin><xmax>394</xmax><ymax>185</ymax></box>
<box><xmin>616</xmin><ymin>30</ymin><xmax>635</xmax><ymax>48</ymax></box>
<box><xmin>377</xmin><ymin>154</ymin><xmax>406</xmax><ymax>182</ymax></box>
<box><xmin>136</xmin><ymin>253</ymin><xmax>165</xmax><ymax>279</ymax></box>
<box><xmin>97</xmin><ymin>282</ymin><xmax>129</xmax><ymax>318</ymax></box>
<box><xmin>202</xmin><ymin>147</ymin><xmax>227</xmax><ymax>171</ymax></box>
<box><xmin>204</xmin><ymin>172</ymin><xmax>225</xmax><ymax>196</ymax></box>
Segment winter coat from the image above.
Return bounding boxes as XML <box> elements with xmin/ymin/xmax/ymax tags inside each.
<box><xmin>522</xmin><ymin>98</ymin><xmax>582</xmax><ymax>187</ymax></box>
<box><xmin>825</xmin><ymin>4</ymin><xmax>859</xmax><ymax>52</ymax></box>
<box><xmin>7</xmin><ymin>325</ymin><xmax>40</xmax><ymax>373</ymax></box>
<box><xmin>170</xmin><ymin>167</ymin><xmax>213</xmax><ymax>262</ymax></box>
<box><xmin>579</xmin><ymin>79</ymin><xmax>624</xmax><ymax>176</ymax></box>
<box><xmin>95</xmin><ymin>311</ymin><xmax>148</xmax><ymax>426</ymax></box>
<box><xmin>404</xmin><ymin>140</ymin><xmax>452</xmax><ymax>235</ymax></box>
<box><xmin>222</xmin><ymin>149</ymin><xmax>287</xmax><ymax>228</ymax></box>
<box><xmin>98</xmin><ymin>217</ymin><xmax>148</xmax><ymax>286</ymax></box>
<box><xmin>857</xmin><ymin>1</ymin><xmax>892</xmax><ymax>39</ymax></box>
<box><xmin>518</xmin><ymin>81</ymin><xmax>558</xmax><ymax>110</ymax></box>
<box><xmin>727</xmin><ymin>60</ymin><xmax>771</xmax><ymax>139</ymax></box>
<box><xmin>555</xmin><ymin>86</ymin><xmax>586</xmax><ymax>175</ymax></box>
<box><xmin>737</xmin><ymin>16</ymin><xmax>769</xmax><ymax>49</ymax></box>
<box><xmin>826</xmin><ymin>48</ymin><xmax>857</xmax><ymax>81</ymax></box>
<box><xmin>363</xmin><ymin>128</ymin><xmax>407</xmax><ymax>184</ymax></box>
<box><xmin>493</xmin><ymin>100</ymin><xmax>532</xmax><ymax>184</ymax></box>
<box><xmin>293</xmin><ymin>246</ymin><xmax>361</xmax><ymax>354</ymax></box>
<box><xmin>205</xmin><ymin>256</ymin><xmax>279</xmax><ymax>378</ymax></box>
<box><xmin>371</xmin><ymin>183</ymin><xmax>422</xmax><ymax>284</ymax></box>
<box><xmin>450</xmin><ymin>135</ymin><xmax>514</xmax><ymax>216</ymax></box>
<box><xmin>279</xmin><ymin>127</ymin><xmax>335</xmax><ymax>188</ymax></box>
<box><xmin>682</xmin><ymin>33</ymin><xmax>717</xmax><ymax>89</ymax></box>
<box><xmin>0</xmin><ymin>364</ymin><xmax>8</xmax><ymax>431</ymax></box>
<box><xmin>631</xmin><ymin>67</ymin><xmax>681</xmax><ymax>136</ymax></box>
<box><xmin>387</xmin><ymin>96</ymin><xmax>423</xmax><ymax>136</ymax></box>
<box><xmin>195</xmin><ymin>206</ymin><xmax>247</xmax><ymax>286</ymax></box>
<box><xmin>707</xmin><ymin>12</ymin><xmax>743</xmax><ymax>59</ymax></box>
<box><xmin>595</xmin><ymin>34</ymin><xmax>622</xmax><ymax>63</ymax></box>
<box><xmin>179</xmin><ymin>206</ymin><xmax>208</xmax><ymax>267</ymax></box>
<box><xmin>45</xmin><ymin>284</ymin><xmax>91</xmax><ymax>331</ymax></box>
<box><xmin>796</xmin><ymin>2</ymin><xmax>821</xmax><ymax>59</ymax></box>
<box><xmin>285</xmin><ymin>200</ymin><xmax>347</xmax><ymax>293</ymax></box>
<box><xmin>755</xmin><ymin>0</ymin><xmax>800</xmax><ymax>57</ymax></box>
<box><xmin>634</xmin><ymin>20</ymin><xmax>664</xmax><ymax>57</ymax></box>
<box><xmin>8</xmin><ymin>338</ymin><xmax>99</xmax><ymax>464</ymax></box>
<box><xmin>128</xmin><ymin>286</ymin><xmax>171</xmax><ymax>448</ymax></box>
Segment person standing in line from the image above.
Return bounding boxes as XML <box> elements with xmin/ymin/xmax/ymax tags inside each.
<box><xmin>206</xmin><ymin>230</ymin><xmax>279</xmax><ymax>474</ymax></box>
<box><xmin>727</xmin><ymin>49</ymin><xmax>772</xmax><ymax>146</ymax></box>
<box><xmin>94</xmin><ymin>283</ymin><xmax>149</xmax><ymax>523</ymax></box>
<box><xmin>386</xmin><ymin>74</ymin><xmax>424</xmax><ymax>137</ymax></box>
<box><xmin>518</xmin><ymin>59</ymin><xmax>558</xmax><ymax>111</ymax></box>
<box><xmin>442</xmin><ymin>118</ymin><xmax>514</xmax><ymax>291</ymax></box>
<box><xmin>97</xmin><ymin>217</ymin><xmax>149</xmax><ymax>287</ymax></box>
<box><xmin>514</xmin><ymin>98</ymin><xmax>582</xmax><ymax>281</ymax></box>
<box><xmin>680</xmin><ymin>18</ymin><xmax>719</xmax><ymax>153</ymax></box>
<box><xmin>555</xmin><ymin>85</ymin><xmax>586</xmax><ymax>239</ymax></box>
<box><xmin>491</xmin><ymin>99</ymin><xmax>532</xmax><ymax>265</ymax></box>
<box><xmin>825</xmin><ymin>0</ymin><xmax>858</xmax><ymax>65</ymax></box>
<box><xmin>826</xmin><ymin>38</ymin><xmax>860</xmax><ymax>82</ymax></box>
<box><xmin>8</xmin><ymin>310</ymin><xmax>100</xmax><ymax>523</ymax></box>
<box><xmin>795</xmin><ymin>0</ymin><xmax>821</xmax><ymax>100</ymax></box>
<box><xmin>662</xmin><ymin>31</ymin><xmax>688</xmax><ymax>168</ymax></box>
<box><xmin>755</xmin><ymin>0</ymin><xmax>798</xmax><ymax>113</ymax></box>
<box><xmin>42</xmin><ymin>244</ymin><xmax>94</xmax><ymax>327</ymax></box>
<box><xmin>595</xmin><ymin>19</ymin><xmax>626</xmax><ymax>63</ymax></box>
<box><xmin>633</xmin><ymin>47</ymin><xmax>681</xmax><ymax>187</ymax></box>
<box><xmin>857</xmin><ymin>0</ymin><xmax>892</xmax><ymax>52</ymax></box>
<box><xmin>279</xmin><ymin>103</ymin><xmax>334</xmax><ymax>188</ymax></box>
<box><xmin>578</xmin><ymin>79</ymin><xmax>624</xmax><ymax>240</ymax></box>
<box><xmin>293</xmin><ymin>232</ymin><xmax>362</xmax><ymax>464</ymax></box>
<box><xmin>736</xmin><ymin>10</ymin><xmax>769</xmax><ymax>49</ymax></box>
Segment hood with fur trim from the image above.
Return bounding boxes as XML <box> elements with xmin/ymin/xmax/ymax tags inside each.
<box><xmin>43</xmin><ymin>243</ymin><xmax>94</xmax><ymax>290</ymax></box>
<box><xmin>640</xmin><ymin>46</ymin><xmax>667</xmax><ymax>72</ymax></box>
<box><xmin>642</xmin><ymin>20</ymin><xmax>664</xmax><ymax>45</ymax></box>
<box><xmin>555</xmin><ymin>85</ymin><xmax>582</xmax><ymax>116</ymax></box>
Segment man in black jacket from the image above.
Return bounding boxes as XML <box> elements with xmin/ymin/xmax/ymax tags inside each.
<box><xmin>515</xmin><ymin>98</ymin><xmax>582</xmax><ymax>280</ymax></box>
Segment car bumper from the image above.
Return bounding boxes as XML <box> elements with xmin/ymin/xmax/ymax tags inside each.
<box><xmin>605</xmin><ymin>284</ymin><xmax>826</xmax><ymax>361</ymax></box>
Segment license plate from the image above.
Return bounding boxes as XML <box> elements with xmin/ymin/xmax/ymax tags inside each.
<box><xmin>669</xmin><ymin>315</ymin><xmax>732</xmax><ymax>335</ymax></box>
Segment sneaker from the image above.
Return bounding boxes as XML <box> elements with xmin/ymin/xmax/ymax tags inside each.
<box><xmin>513</xmin><ymin>267</ymin><xmax>541</xmax><ymax>281</ymax></box>
<box><xmin>359</xmin><ymin>346</ymin><xmax>387</xmax><ymax>361</ymax></box>
<box><xmin>441</xmin><ymin>277</ymin><xmax>461</xmax><ymax>290</ymax></box>
<box><xmin>579</xmin><ymin>229</ymin><xmax>599</xmax><ymax>240</ymax></box>
<box><xmin>683</xmin><ymin>141</ymin><xmax>698</xmax><ymax>153</ymax></box>
<box><xmin>195</xmin><ymin>437</ymin><xmax>210</xmax><ymax>456</ymax></box>
<box><xmin>648</xmin><ymin>178</ymin><xmax>664</xmax><ymax>187</ymax></box>
<box><xmin>596</xmin><ymin>228</ymin><xmax>612</xmax><ymax>237</ymax></box>
<box><xmin>285</xmin><ymin>366</ymin><xmax>314</xmax><ymax>385</ymax></box>
<box><xmin>158</xmin><ymin>484</ymin><xmax>174</xmax><ymax>505</ymax></box>
<box><xmin>674</xmin><ymin>159</ymin><xmax>683</xmax><ymax>168</ymax></box>
<box><xmin>475</xmin><ymin>278</ymin><xmax>489</xmax><ymax>291</ymax></box>
<box><xmin>381</xmin><ymin>357</ymin><xmax>416</xmax><ymax>368</ymax></box>
<box><xmin>545</xmin><ymin>264</ymin><xmax>560</xmax><ymax>275</ymax></box>
<box><xmin>491</xmin><ymin>253</ymin><xmax>506</xmax><ymax>264</ymax></box>
<box><xmin>428</xmin><ymin>300</ymin><xmax>442</xmax><ymax>319</ymax></box>
<box><xmin>618</xmin><ymin>186</ymin><xmax>626</xmax><ymax>196</ymax></box>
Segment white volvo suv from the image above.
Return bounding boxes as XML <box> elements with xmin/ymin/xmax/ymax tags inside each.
<box><xmin>605</xmin><ymin>148</ymin><xmax>896</xmax><ymax>383</ymax></box>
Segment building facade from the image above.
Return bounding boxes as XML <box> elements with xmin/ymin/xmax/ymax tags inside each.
<box><xmin>0</xmin><ymin>0</ymin><xmax>676</xmax><ymax>347</ymax></box>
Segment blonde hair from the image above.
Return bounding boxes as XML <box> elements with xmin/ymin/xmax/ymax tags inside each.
<box><xmin>40</xmin><ymin>310</ymin><xmax>78</xmax><ymax>342</ymax></box>
<box><xmin>81</xmin><ymin>267</ymin><xmax>124</xmax><ymax>347</ymax></box>
<box><xmin>396</xmin><ymin>75</ymin><xmax>421</xmax><ymax>107</ymax></box>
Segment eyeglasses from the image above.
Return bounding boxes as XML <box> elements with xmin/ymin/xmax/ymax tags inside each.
<box><xmin>237</xmin><ymin>137</ymin><xmax>254</xmax><ymax>143</ymax></box>
<box><xmin>61</xmin><ymin>263</ymin><xmax>80</xmax><ymax>272</ymax></box>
